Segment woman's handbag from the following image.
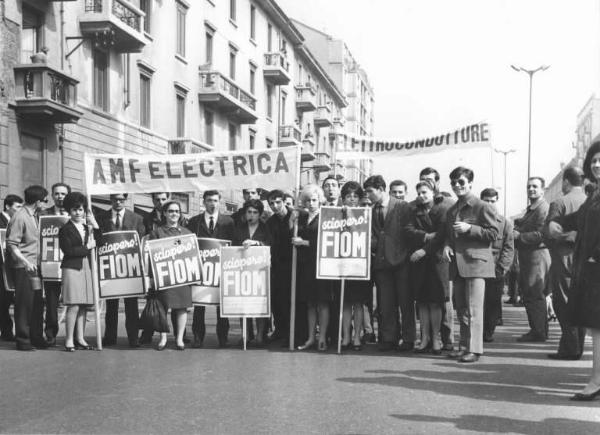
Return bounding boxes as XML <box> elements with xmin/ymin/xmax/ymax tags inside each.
<box><xmin>140</xmin><ymin>292</ymin><xmax>170</xmax><ymax>333</ymax></box>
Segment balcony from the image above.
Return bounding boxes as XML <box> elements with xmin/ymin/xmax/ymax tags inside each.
<box><xmin>198</xmin><ymin>71</ymin><xmax>257</xmax><ymax>124</ymax></box>
<box><xmin>263</xmin><ymin>52</ymin><xmax>290</xmax><ymax>85</ymax></box>
<box><xmin>168</xmin><ymin>138</ymin><xmax>208</xmax><ymax>155</ymax></box>
<box><xmin>311</xmin><ymin>152</ymin><xmax>332</xmax><ymax>172</ymax></box>
<box><xmin>295</xmin><ymin>84</ymin><xmax>317</xmax><ymax>112</ymax></box>
<box><xmin>279</xmin><ymin>125</ymin><xmax>315</xmax><ymax>162</ymax></box>
<box><xmin>12</xmin><ymin>64</ymin><xmax>82</xmax><ymax>123</ymax></box>
<box><xmin>314</xmin><ymin>105</ymin><xmax>332</xmax><ymax>129</ymax></box>
<box><xmin>333</xmin><ymin>116</ymin><xmax>345</xmax><ymax>129</ymax></box>
<box><xmin>334</xmin><ymin>162</ymin><xmax>346</xmax><ymax>181</ymax></box>
<box><xmin>80</xmin><ymin>0</ymin><xmax>146</xmax><ymax>53</ymax></box>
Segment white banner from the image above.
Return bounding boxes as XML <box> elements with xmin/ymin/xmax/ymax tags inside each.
<box><xmin>335</xmin><ymin>122</ymin><xmax>491</xmax><ymax>158</ymax></box>
<box><xmin>84</xmin><ymin>147</ymin><xmax>300</xmax><ymax>195</ymax></box>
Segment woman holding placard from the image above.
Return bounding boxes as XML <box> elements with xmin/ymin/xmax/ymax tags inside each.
<box><xmin>293</xmin><ymin>184</ymin><xmax>332</xmax><ymax>352</ymax></box>
<box><xmin>59</xmin><ymin>192</ymin><xmax>98</xmax><ymax>352</ymax></box>
<box><xmin>233</xmin><ymin>199</ymin><xmax>272</xmax><ymax>347</ymax></box>
<box><xmin>406</xmin><ymin>179</ymin><xmax>448</xmax><ymax>355</ymax></box>
<box><xmin>340</xmin><ymin>181</ymin><xmax>370</xmax><ymax>351</ymax></box>
<box><xmin>149</xmin><ymin>200</ymin><xmax>193</xmax><ymax>351</ymax></box>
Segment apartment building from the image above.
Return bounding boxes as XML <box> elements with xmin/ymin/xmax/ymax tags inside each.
<box><xmin>292</xmin><ymin>19</ymin><xmax>375</xmax><ymax>185</ymax></box>
<box><xmin>0</xmin><ymin>0</ymin><xmax>347</xmax><ymax>214</ymax></box>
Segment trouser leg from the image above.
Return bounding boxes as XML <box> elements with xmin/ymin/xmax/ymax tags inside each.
<box><xmin>466</xmin><ymin>278</ymin><xmax>485</xmax><ymax>354</ymax></box>
<box><xmin>192</xmin><ymin>305</ymin><xmax>206</xmax><ymax>341</ymax></box>
<box><xmin>374</xmin><ymin>268</ymin><xmax>399</xmax><ymax>344</ymax></box>
<box><xmin>124</xmin><ymin>297</ymin><xmax>139</xmax><ymax>344</ymax></box>
<box><xmin>43</xmin><ymin>281</ymin><xmax>61</xmax><ymax>340</ymax></box>
<box><xmin>441</xmin><ymin>281</ymin><xmax>454</xmax><ymax>346</ymax></box>
<box><xmin>103</xmin><ymin>298</ymin><xmax>119</xmax><ymax>343</ymax></box>
<box><xmin>396</xmin><ymin>264</ymin><xmax>415</xmax><ymax>343</ymax></box>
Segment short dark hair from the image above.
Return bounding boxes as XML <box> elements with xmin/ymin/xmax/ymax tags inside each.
<box><xmin>480</xmin><ymin>188</ymin><xmax>499</xmax><ymax>200</ymax></box>
<box><xmin>242</xmin><ymin>188</ymin><xmax>259</xmax><ymax>195</ymax></box>
<box><xmin>24</xmin><ymin>185</ymin><xmax>48</xmax><ymax>205</ymax></box>
<box><xmin>267</xmin><ymin>189</ymin><xmax>285</xmax><ymax>202</ymax></box>
<box><xmin>51</xmin><ymin>182</ymin><xmax>71</xmax><ymax>194</ymax></box>
<box><xmin>283</xmin><ymin>192</ymin><xmax>294</xmax><ymax>205</ymax></box>
<box><xmin>63</xmin><ymin>192</ymin><xmax>88</xmax><ymax>212</ymax></box>
<box><xmin>203</xmin><ymin>190</ymin><xmax>221</xmax><ymax>200</ymax></box>
<box><xmin>243</xmin><ymin>199</ymin><xmax>264</xmax><ymax>215</ymax></box>
<box><xmin>109</xmin><ymin>193</ymin><xmax>128</xmax><ymax>200</ymax></box>
<box><xmin>161</xmin><ymin>200</ymin><xmax>181</xmax><ymax>214</ymax></box>
<box><xmin>419</xmin><ymin>167</ymin><xmax>440</xmax><ymax>182</ymax></box>
<box><xmin>389</xmin><ymin>180</ymin><xmax>407</xmax><ymax>191</ymax></box>
<box><xmin>562</xmin><ymin>167</ymin><xmax>584</xmax><ymax>187</ymax></box>
<box><xmin>322</xmin><ymin>176</ymin><xmax>339</xmax><ymax>189</ymax></box>
<box><xmin>449</xmin><ymin>166</ymin><xmax>474</xmax><ymax>182</ymax></box>
<box><xmin>584</xmin><ymin>141</ymin><xmax>600</xmax><ymax>182</ymax></box>
<box><xmin>3</xmin><ymin>194</ymin><xmax>24</xmax><ymax>211</ymax></box>
<box><xmin>341</xmin><ymin>181</ymin><xmax>364</xmax><ymax>199</ymax></box>
<box><xmin>528</xmin><ymin>176</ymin><xmax>545</xmax><ymax>188</ymax></box>
<box><xmin>416</xmin><ymin>179</ymin><xmax>436</xmax><ymax>192</ymax></box>
<box><xmin>585</xmin><ymin>182</ymin><xmax>596</xmax><ymax>196</ymax></box>
<box><xmin>363</xmin><ymin>175</ymin><xmax>386</xmax><ymax>191</ymax></box>
<box><xmin>151</xmin><ymin>192</ymin><xmax>170</xmax><ymax>200</ymax></box>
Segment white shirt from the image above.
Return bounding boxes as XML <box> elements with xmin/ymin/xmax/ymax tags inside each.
<box><xmin>1</xmin><ymin>211</ymin><xmax>10</xmax><ymax>223</ymax></box>
<box><xmin>73</xmin><ymin>221</ymin><xmax>86</xmax><ymax>243</ymax></box>
<box><xmin>111</xmin><ymin>209</ymin><xmax>124</xmax><ymax>226</ymax></box>
<box><xmin>204</xmin><ymin>210</ymin><xmax>219</xmax><ymax>229</ymax></box>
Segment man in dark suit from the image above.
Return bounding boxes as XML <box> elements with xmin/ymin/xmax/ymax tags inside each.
<box><xmin>389</xmin><ymin>180</ymin><xmax>408</xmax><ymax>201</ymax></box>
<box><xmin>364</xmin><ymin>175</ymin><xmax>414</xmax><ymax>351</ymax></box>
<box><xmin>443</xmin><ymin>167</ymin><xmax>499</xmax><ymax>363</ymax></box>
<box><xmin>186</xmin><ymin>190</ymin><xmax>235</xmax><ymax>348</ymax></box>
<box><xmin>480</xmin><ymin>188</ymin><xmax>514</xmax><ymax>342</ymax></box>
<box><xmin>39</xmin><ymin>182</ymin><xmax>71</xmax><ymax>346</ymax></box>
<box><xmin>97</xmin><ymin>193</ymin><xmax>145</xmax><ymax>347</ymax></box>
<box><xmin>544</xmin><ymin>167</ymin><xmax>587</xmax><ymax>359</ymax></box>
<box><xmin>514</xmin><ymin>176</ymin><xmax>551</xmax><ymax>342</ymax></box>
<box><xmin>0</xmin><ymin>194</ymin><xmax>23</xmax><ymax>341</ymax></box>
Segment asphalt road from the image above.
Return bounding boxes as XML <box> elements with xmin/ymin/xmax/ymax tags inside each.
<box><xmin>0</xmin><ymin>305</ymin><xmax>599</xmax><ymax>434</ymax></box>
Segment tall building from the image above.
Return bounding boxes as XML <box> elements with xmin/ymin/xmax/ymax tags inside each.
<box><xmin>0</xmin><ymin>0</ymin><xmax>348</xmax><ymax>213</ymax></box>
<box><xmin>292</xmin><ymin>19</ymin><xmax>375</xmax><ymax>185</ymax></box>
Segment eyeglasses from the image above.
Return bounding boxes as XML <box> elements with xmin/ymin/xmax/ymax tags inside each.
<box><xmin>450</xmin><ymin>179</ymin><xmax>467</xmax><ymax>187</ymax></box>
<box><xmin>113</xmin><ymin>198</ymin><xmax>126</xmax><ymax>202</ymax></box>
<box><xmin>166</xmin><ymin>209</ymin><xmax>180</xmax><ymax>214</ymax></box>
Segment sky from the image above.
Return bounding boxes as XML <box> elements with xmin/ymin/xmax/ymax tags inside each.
<box><xmin>277</xmin><ymin>0</ymin><xmax>600</xmax><ymax>216</ymax></box>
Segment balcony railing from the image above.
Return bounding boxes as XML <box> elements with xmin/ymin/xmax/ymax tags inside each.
<box><xmin>295</xmin><ymin>83</ymin><xmax>317</xmax><ymax>112</ymax></box>
<box><xmin>12</xmin><ymin>64</ymin><xmax>82</xmax><ymax>123</ymax></box>
<box><xmin>314</xmin><ymin>105</ymin><xmax>332</xmax><ymax>128</ymax></box>
<box><xmin>168</xmin><ymin>138</ymin><xmax>208</xmax><ymax>155</ymax></box>
<box><xmin>80</xmin><ymin>0</ymin><xmax>145</xmax><ymax>53</ymax></box>
<box><xmin>265</xmin><ymin>52</ymin><xmax>289</xmax><ymax>71</ymax></box>
<box><xmin>312</xmin><ymin>152</ymin><xmax>332</xmax><ymax>172</ymax></box>
<box><xmin>279</xmin><ymin>125</ymin><xmax>302</xmax><ymax>143</ymax></box>
<box><xmin>198</xmin><ymin>71</ymin><xmax>257</xmax><ymax>124</ymax></box>
<box><xmin>263</xmin><ymin>52</ymin><xmax>291</xmax><ymax>86</ymax></box>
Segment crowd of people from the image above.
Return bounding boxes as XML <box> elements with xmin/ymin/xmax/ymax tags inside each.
<box><xmin>2</xmin><ymin>143</ymin><xmax>600</xmax><ymax>402</ymax></box>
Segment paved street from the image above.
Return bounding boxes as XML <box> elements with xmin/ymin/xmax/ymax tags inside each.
<box><xmin>0</xmin><ymin>305</ymin><xmax>599</xmax><ymax>434</ymax></box>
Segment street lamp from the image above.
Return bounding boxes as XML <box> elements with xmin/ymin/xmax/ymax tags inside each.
<box><xmin>494</xmin><ymin>148</ymin><xmax>516</xmax><ymax>217</ymax></box>
<box><xmin>510</xmin><ymin>64</ymin><xmax>550</xmax><ymax>181</ymax></box>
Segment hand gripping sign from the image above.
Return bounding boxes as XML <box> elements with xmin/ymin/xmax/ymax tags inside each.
<box><xmin>39</xmin><ymin>215</ymin><xmax>70</xmax><ymax>281</ymax></box>
<box><xmin>316</xmin><ymin>206</ymin><xmax>371</xmax><ymax>280</ymax></box>
<box><xmin>191</xmin><ymin>238</ymin><xmax>231</xmax><ymax>306</ymax></box>
<box><xmin>220</xmin><ymin>246</ymin><xmax>271</xmax><ymax>317</ymax></box>
<box><xmin>97</xmin><ymin>231</ymin><xmax>145</xmax><ymax>299</ymax></box>
<box><xmin>147</xmin><ymin>234</ymin><xmax>203</xmax><ymax>290</ymax></box>
<box><xmin>0</xmin><ymin>229</ymin><xmax>15</xmax><ymax>291</ymax></box>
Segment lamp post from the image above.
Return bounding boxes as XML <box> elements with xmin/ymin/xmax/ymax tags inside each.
<box><xmin>494</xmin><ymin>148</ymin><xmax>516</xmax><ymax>217</ymax></box>
<box><xmin>510</xmin><ymin>64</ymin><xmax>550</xmax><ymax>182</ymax></box>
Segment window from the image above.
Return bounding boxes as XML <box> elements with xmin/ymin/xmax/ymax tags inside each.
<box><xmin>93</xmin><ymin>49</ymin><xmax>109</xmax><ymax>111</ymax></box>
<box><xmin>21</xmin><ymin>133</ymin><xmax>44</xmax><ymax>188</ymax></box>
<box><xmin>21</xmin><ymin>6</ymin><xmax>42</xmax><ymax>63</ymax></box>
<box><xmin>250</xmin><ymin>5</ymin><xmax>256</xmax><ymax>40</ymax></box>
<box><xmin>229</xmin><ymin>0</ymin><xmax>236</xmax><ymax>22</ymax></box>
<box><xmin>176</xmin><ymin>93</ymin><xmax>186</xmax><ymax>137</ymax></box>
<box><xmin>249</xmin><ymin>129</ymin><xmax>256</xmax><ymax>150</ymax></box>
<box><xmin>205</xmin><ymin>30</ymin><xmax>213</xmax><ymax>64</ymax></box>
<box><xmin>267</xmin><ymin>23</ymin><xmax>273</xmax><ymax>51</ymax></box>
<box><xmin>266</xmin><ymin>138</ymin><xmax>273</xmax><ymax>149</ymax></box>
<box><xmin>205</xmin><ymin>110</ymin><xmax>214</xmax><ymax>145</ymax></box>
<box><xmin>139</xmin><ymin>73</ymin><xmax>151</xmax><ymax>128</ymax></box>
<box><xmin>281</xmin><ymin>91</ymin><xmax>287</xmax><ymax>125</ymax></box>
<box><xmin>266</xmin><ymin>84</ymin><xmax>273</xmax><ymax>119</ymax></box>
<box><xmin>298</xmin><ymin>64</ymin><xmax>303</xmax><ymax>84</ymax></box>
<box><xmin>249</xmin><ymin>64</ymin><xmax>256</xmax><ymax>94</ymax></box>
<box><xmin>176</xmin><ymin>1</ymin><xmax>187</xmax><ymax>57</ymax></box>
<box><xmin>229</xmin><ymin>46</ymin><xmax>237</xmax><ymax>80</ymax></box>
<box><xmin>228</xmin><ymin>123</ymin><xmax>237</xmax><ymax>150</ymax></box>
<box><xmin>140</xmin><ymin>0</ymin><xmax>151</xmax><ymax>33</ymax></box>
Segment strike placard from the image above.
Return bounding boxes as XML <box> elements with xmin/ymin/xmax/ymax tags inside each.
<box><xmin>0</xmin><ymin>229</ymin><xmax>15</xmax><ymax>291</ymax></box>
<box><xmin>220</xmin><ymin>246</ymin><xmax>270</xmax><ymax>317</ymax></box>
<box><xmin>147</xmin><ymin>234</ymin><xmax>202</xmax><ymax>290</ymax></box>
<box><xmin>97</xmin><ymin>231</ymin><xmax>145</xmax><ymax>299</ymax></box>
<box><xmin>191</xmin><ymin>238</ymin><xmax>231</xmax><ymax>306</ymax></box>
<box><xmin>39</xmin><ymin>215</ymin><xmax>69</xmax><ymax>281</ymax></box>
<box><xmin>317</xmin><ymin>206</ymin><xmax>371</xmax><ymax>280</ymax></box>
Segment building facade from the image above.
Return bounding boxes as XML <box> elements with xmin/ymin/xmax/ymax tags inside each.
<box><xmin>0</xmin><ymin>0</ymin><xmax>351</xmax><ymax>214</ymax></box>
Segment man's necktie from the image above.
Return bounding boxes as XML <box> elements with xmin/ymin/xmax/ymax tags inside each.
<box><xmin>115</xmin><ymin>212</ymin><xmax>121</xmax><ymax>230</ymax></box>
<box><xmin>209</xmin><ymin>216</ymin><xmax>215</xmax><ymax>234</ymax></box>
<box><xmin>375</xmin><ymin>204</ymin><xmax>384</xmax><ymax>228</ymax></box>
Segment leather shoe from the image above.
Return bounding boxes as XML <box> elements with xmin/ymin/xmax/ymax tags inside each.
<box><xmin>547</xmin><ymin>353</ymin><xmax>581</xmax><ymax>360</ymax></box>
<box><xmin>1</xmin><ymin>333</ymin><xmax>16</xmax><ymax>342</ymax></box>
<box><xmin>46</xmin><ymin>337</ymin><xmax>57</xmax><ymax>347</ymax></box>
<box><xmin>458</xmin><ymin>352</ymin><xmax>480</xmax><ymax>363</ymax></box>
<box><xmin>378</xmin><ymin>342</ymin><xmax>397</xmax><ymax>352</ymax></box>
<box><xmin>570</xmin><ymin>387</ymin><xmax>600</xmax><ymax>401</ymax></box>
<box><xmin>517</xmin><ymin>333</ymin><xmax>546</xmax><ymax>343</ymax></box>
<box><xmin>442</xmin><ymin>343</ymin><xmax>454</xmax><ymax>352</ymax></box>
<box><xmin>16</xmin><ymin>344</ymin><xmax>35</xmax><ymax>351</ymax></box>
<box><xmin>483</xmin><ymin>333</ymin><xmax>494</xmax><ymax>343</ymax></box>
<box><xmin>397</xmin><ymin>341</ymin><xmax>414</xmax><ymax>352</ymax></box>
<box><xmin>102</xmin><ymin>339</ymin><xmax>116</xmax><ymax>347</ymax></box>
<box><xmin>448</xmin><ymin>349</ymin><xmax>466</xmax><ymax>359</ymax></box>
<box><xmin>32</xmin><ymin>340</ymin><xmax>49</xmax><ymax>349</ymax></box>
<box><xmin>129</xmin><ymin>340</ymin><xmax>140</xmax><ymax>348</ymax></box>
